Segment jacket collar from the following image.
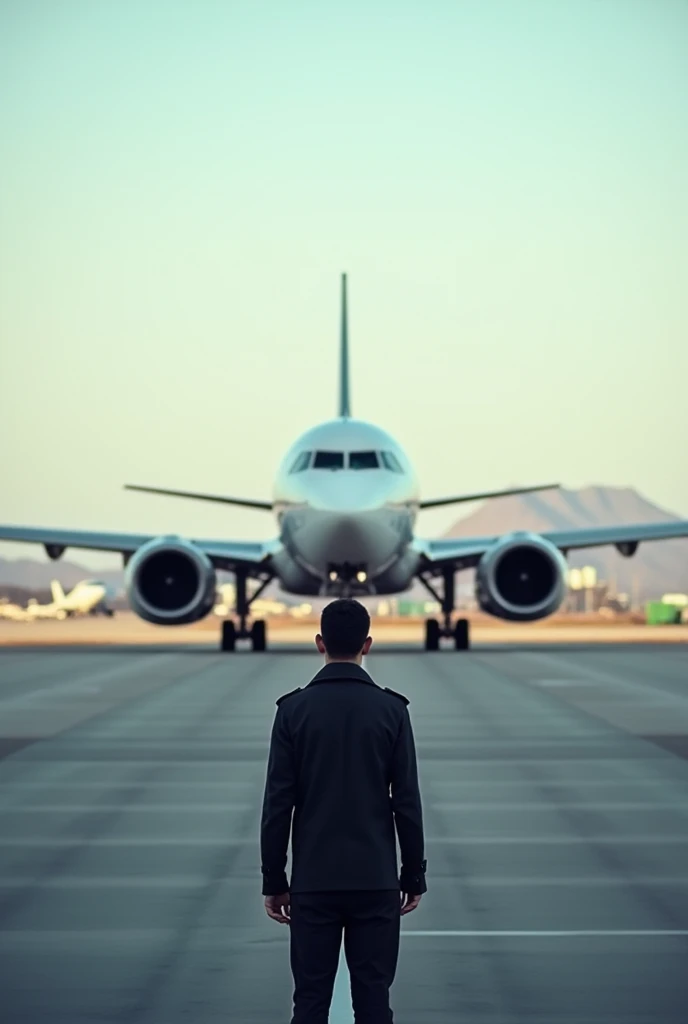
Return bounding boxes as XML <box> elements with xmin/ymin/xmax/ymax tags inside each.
<box><xmin>308</xmin><ymin>662</ymin><xmax>377</xmax><ymax>687</ymax></box>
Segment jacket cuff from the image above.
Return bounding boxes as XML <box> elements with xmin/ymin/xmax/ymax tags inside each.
<box><xmin>262</xmin><ymin>870</ymin><xmax>289</xmax><ymax>896</ymax></box>
<box><xmin>400</xmin><ymin>859</ymin><xmax>427</xmax><ymax>895</ymax></box>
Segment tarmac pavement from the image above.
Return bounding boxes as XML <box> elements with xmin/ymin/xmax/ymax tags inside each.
<box><xmin>1</xmin><ymin>641</ymin><xmax>687</xmax><ymax>1022</ymax></box>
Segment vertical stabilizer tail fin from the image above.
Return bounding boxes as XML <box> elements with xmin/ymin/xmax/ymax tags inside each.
<box><xmin>50</xmin><ymin>580</ymin><xmax>65</xmax><ymax>605</ymax></box>
<box><xmin>338</xmin><ymin>273</ymin><xmax>351</xmax><ymax>418</ymax></box>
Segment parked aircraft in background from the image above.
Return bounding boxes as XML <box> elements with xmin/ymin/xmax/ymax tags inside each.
<box><xmin>25</xmin><ymin>580</ymin><xmax>114</xmax><ymax>620</ymax></box>
<box><xmin>0</xmin><ymin>600</ymin><xmax>30</xmax><ymax>621</ymax></box>
<box><xmin>2</xmin><ymin>275</ymin><xmax>688</xmax><ymax>651</ymax></box>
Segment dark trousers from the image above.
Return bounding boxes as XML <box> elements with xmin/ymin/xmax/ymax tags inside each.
<box><xmin>289</xmin><ymin>890</ymin><xmax>400</xmax><ymax>1024</ymax></box>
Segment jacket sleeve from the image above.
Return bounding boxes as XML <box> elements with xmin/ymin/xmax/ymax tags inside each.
<box><xmin>260</xmin><ymin>706</ymin><xmax>296</xmax><ymax>895</ymax></box>
<box><xmin>390</xmin><ymin>707</ymin><xmax>427</xmax><ymax>894</ymax></box>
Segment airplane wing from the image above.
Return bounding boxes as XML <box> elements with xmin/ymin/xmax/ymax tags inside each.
<box><xmin>419</xmin><ymin>483</ymin><xmax>560</xmax><ymax>510</ymax></box>
<box><xmin>416</xmin><ymin>519</ymin><xmax>688</xmax><ymax>571</ymax></box>
<box><xmin>124</xmin><ymin>485</ymin><xmax>272</xmax><ymax>510</ymax></box>
<box><xmin>0</xmin><ymin>525</ymin><xmax>274</xmax><ymax>573</ymax></box>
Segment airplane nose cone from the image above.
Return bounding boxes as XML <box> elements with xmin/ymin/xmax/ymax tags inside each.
<box><xmin>310</xmin><ymin>512</ymin><xmax>390</xmax><ymax>566</ymax></box>
<box><xmin>306</xmin><ymin>474</ymin><xmax>393</xmax><ymax>513</ymax></box>
<box><xmin>320</xmin><ymin>514</ymin><xmax>375</xmax><ymax>553</ymax></box>
<box><xmin>289</xmin><ymin>507</ymin><xmax>402</xmax><ymax>579</ymax></box>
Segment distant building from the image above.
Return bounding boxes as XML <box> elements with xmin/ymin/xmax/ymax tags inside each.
<box><xmin>568</xmin><ymin>566</ymin><xmax>597</xmax><ymax>590</ymax></box>
<box><xmin>214</xmin><ymin>583</ymin><xmax>288</xmax><ymax>618</ymax></box>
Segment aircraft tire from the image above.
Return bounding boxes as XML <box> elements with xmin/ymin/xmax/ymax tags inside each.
<box><xmin>251</xmin><ymin>619</ymin><xmax>267</xmax><ymax>652</ymax></box>
<box><xmin>425</xmin><ymin>618</ymin><xmax>440</xmax><ymax>651</ymax></box>
<box><xmin>454</xmin><ymin>617</ymin><xmax>470</xmax><ymax>651</ymax></box>
<box><xmin>221</xmin><ymin>620</ymin><xmax>236</xmax><ymax>652</ymax></box>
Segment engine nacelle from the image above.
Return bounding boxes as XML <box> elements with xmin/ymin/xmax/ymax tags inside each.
<box><xmin>476</xmin><ymin>532</ymin><xmax>568</xmax><ymax>622</ymax></box>
<box><xmin>125</xmin><ymin>536</ymin><xmax>217</xmax><ymax>625</ymax></box>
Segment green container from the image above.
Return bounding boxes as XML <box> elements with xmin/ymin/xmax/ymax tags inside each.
<box><xmin>645</xmin><ymin>601</ymin><xmax>681</xmax><ymax>625</ymax></box>
<box><xmin>397</xmin><ymin>601</ymin><xmax>425</xmax><ymax>616</ymax></box>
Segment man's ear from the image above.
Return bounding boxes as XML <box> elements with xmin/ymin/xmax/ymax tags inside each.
<box><xmin>315</xmin><ymin>633</ymin><xmax>327</xmax><ymax>654</ymax></box>
<box><xmin>362</xmin><ymin>636</ymin><xmax>373</xmax><ymax>655</ymax></box>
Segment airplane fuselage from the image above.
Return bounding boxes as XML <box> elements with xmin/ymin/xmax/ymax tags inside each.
<box><xmin>271</xmin><ymin>417</ymin><xmax>421</xmax><ymax>596</ymax></box>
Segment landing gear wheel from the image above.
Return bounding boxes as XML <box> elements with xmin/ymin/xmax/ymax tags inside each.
<box><xmin>425</xmin><ymin>618</ymin><xmax>440</xmax><ymax>651</ymax></box>
<box><xmin>221</xmin><ymin>620</ymin><xmax>236</xmax><ymax>652</ymax></box>
<box><xmin>454</xmin><ymin>617</ymin><xmax>470</xmax><ymax>651</ymax></box>
<box><xmin>251</xmin><ymin>619</ymin><xmax>267</xmax><ymax>652</ymax></box>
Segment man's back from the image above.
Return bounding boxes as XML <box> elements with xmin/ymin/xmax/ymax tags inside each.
<box><xmin>273</xmin><ymin>662</ymin><xmax>423</xmax><ymax>892</ymax></box>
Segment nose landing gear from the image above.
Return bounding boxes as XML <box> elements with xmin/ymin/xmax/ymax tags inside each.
<box><xmin>220</xmin><ymin>572</ymin><xmax>272</xmax><ymax>652</ymax></box>
<box><xmin>325</xmin><ymin>563</ymin><xmax>370</xmax><ymax>595</ymax></box>
<box><xmin>419</xmin><ymin>568</ymin><xmax>471</xmax><ymax>651</ymax></box>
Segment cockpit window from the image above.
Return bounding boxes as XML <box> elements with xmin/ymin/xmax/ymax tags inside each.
<box><xmin>313</xmin><ymin>451</ymin><xmax>344</xmax><ymax>470</ymax></box>
<box><xmin>381</xmin><ymin>451</ymin><xmax>403</xmax><ymax>473</ymax></box>
<box><xmin>289</xmin><ymin>451</ymin><xmax>312</xmax><ymax>473</ymax></box>
<box><xmin>349</xmin><ymin>450</ymin><xmax>379</xmax><ymax>470</ymax></box>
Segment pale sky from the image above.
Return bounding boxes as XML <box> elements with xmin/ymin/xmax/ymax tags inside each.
<box><xmin>1</xmin><ymin>0</ymin><xmax>686</xmax><ymax>570</ymax></box>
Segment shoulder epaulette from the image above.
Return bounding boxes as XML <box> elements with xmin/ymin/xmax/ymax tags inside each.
<box><xmin>383</xmin><ymin>687</ymin><xmax>409</xmax><ymax>706</ymax></box>
<box><xmin>276</xmin><ymin>687</ymin><xmax>302</xmax><ymax>707</ymax></box>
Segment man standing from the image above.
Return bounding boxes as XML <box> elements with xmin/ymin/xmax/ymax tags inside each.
<box><xmin>260</xmin><ymin>598</ymin><xmax>427</xmax><ymax>1023</ymax></box>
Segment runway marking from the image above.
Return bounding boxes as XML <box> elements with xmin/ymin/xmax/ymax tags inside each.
<box><xmin>433</xmin><ymin>801</ymin><xmax>688</xmax><ymax>811</ymax></box>
<box><xmin>532</xmin><ymin>679</ymin><xmax>585</xmax><ymax>687</ymax></box>
<box><xmin>2</xmin><ymin>927</ymin><xmax>687</xmax><ymax>945</ymax></box>
<box><xmin>0</xmin><ymin>760</ymin><xmax>272</xmax><ymax>768</ymax></box>
<box><xmin>416</xmin><ymin>752</ymin><xmax>677</xmax><ymax>759</ymax></box>
<box><xmin>2</xmin><ymin>834</ymin><xmax>688</xmax><ymax>847</ymax></box>
<box><xmin>1</xmin><ymin>875</ymin><xmax>687</xmax><ymax>889</ymax></box>
<box><xmin>525</xmin><ymin>650</ymin><xmax>688</xmax><ymax>708</ymax></box>
<box><xmin>2</xmin><ymin>777</ymin><xmax>680</xmax><ymax>790</ymax></box>
<box><xmin>4</xmin><ymin>757</ymin><xmax>680</xmax><ymax>769</ymax></box>
<box><xmin>1</xmin><ymin>804</ymin><xmax>254</xmax><ymax>812</ymax></box>
<box><xmin>0</xmin><ymin>655</ymin><xmax>175</xmax><ymax>707</ymax></box>
<box><xmin>402</xmin><ymin>930</ymin><xmax>688</xmax><ymax>937</ymax></box>
<box><xmin>4</xmin><ymin>800</ymin><xmax>686</xmax><ymax>815</ymax></box>
<box><xmin>0</xmin><ymin>781</ymin><xmax>256</xmax><ymax>790</ymax></box>
<box><xmin>411</xmin><ymin>835</ymin><xmax>688</xmax><ymax>845</ymax></box>
<box><xmin>429</xmin><ymin>778</ymin><xmax>687</xmax><ymax>785</ymax></box>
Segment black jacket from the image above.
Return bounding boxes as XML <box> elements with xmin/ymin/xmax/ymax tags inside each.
<box><xmin>260</xmin><ymin>662</ymin><xmax>426</xmax><ymax>896</ymax></box>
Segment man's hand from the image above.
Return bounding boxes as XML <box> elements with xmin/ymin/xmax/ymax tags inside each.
<box><xmin>400</xmin><ymin>892</ymin><xmax>422</xmax><ymax>916</ymax></box>
<box><xmin>264</xmin><ymin>892</ymin><xmax>291</xmax><ymax>924</ymax></box>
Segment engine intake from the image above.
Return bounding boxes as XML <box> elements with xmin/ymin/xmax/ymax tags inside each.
<box><xmin>476</xmin><ymin>532</ymin><xmax>567</xmax><ymax>622</ymax></box>
<box><xmin>125</xmin><ymin>537</ymin><xmax>217</xmax><ymax>625</ymax></box>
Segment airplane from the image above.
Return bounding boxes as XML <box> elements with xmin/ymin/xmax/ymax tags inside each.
<box><xmin>0</xmin><ymin>600</ymin><xmax>30</xmax><ymax>622</ymax></box>
<box><xmin>25</xmin><ymin>579</ymin><xmax>114</xmax><ymax>620</ymax></box>
<box><xmin>2</xmin><ymin>273</ymin><xmax>688</xmax><ymax>652</ymax></box>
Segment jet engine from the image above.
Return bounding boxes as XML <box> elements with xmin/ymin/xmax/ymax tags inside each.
<box><xmin>125</xmin><ymin>537</ymin><xmax>217</xmax><ymax>625</ymax></box>
<box><xmin>475</xmin><ymin>532</ymin><xmax>568</xmax><ymax>622</ymax></box>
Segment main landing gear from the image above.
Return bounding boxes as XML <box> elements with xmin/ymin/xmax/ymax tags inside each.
<box><xmin>419</xmin><ymin>568</ymin><xmax>470</xmax><ymax>652</ymax></box>
<box><xmin>220</xmin><ymin>572</ymin><xmax>271</xmax><ymax>652</ymax></box>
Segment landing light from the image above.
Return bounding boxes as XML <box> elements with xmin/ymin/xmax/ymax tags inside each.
<box><xmin>356</xmin><ymin>571</ymin><xmax>367</xmax><ymax>583</ymax></box>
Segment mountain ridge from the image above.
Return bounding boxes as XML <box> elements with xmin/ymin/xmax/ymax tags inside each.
<box><xmin>442</xmin><ymin>485</ymin><xmax>687</xmax><ymax>599</ymax></box>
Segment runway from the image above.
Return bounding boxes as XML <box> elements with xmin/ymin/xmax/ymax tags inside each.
<box><xmin>1</xmin><ymin>643</ymin><xmax>688</xmax><ymax>1023</ymax></box>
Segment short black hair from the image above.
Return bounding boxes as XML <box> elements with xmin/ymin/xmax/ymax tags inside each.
<box><xmin>320</xmin><ymin>599</ymin><xmax>371</xmax><ymax>658</ymax></box>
